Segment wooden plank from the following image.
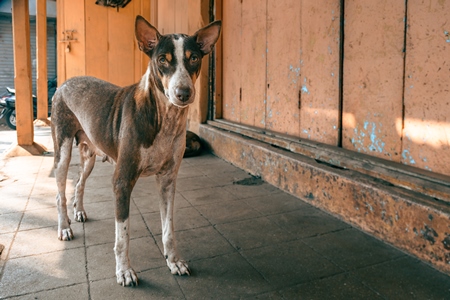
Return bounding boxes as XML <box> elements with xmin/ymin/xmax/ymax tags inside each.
<box><xmin>157</xmin><ymin>0</ymin><xmax>175</xmax><ymax>34</ymax></box>
<box><xmin>36</xmin><ymin>0</ymin><xmax>48</xmax><ymax>121</ymax></box>
<box><xmin>63</xmin><ymin>0</ymin><xmax>86</xmax><ymax>78</ymax></box>
<box><xmin>108</xmin><ymin>4</ymin><xmax>135</xmax><ymax>86</ymax></box>
<box><xmin>299</xmin><ymin>0</ymin><xmax>340</xmax><ymax>145</ymax></box>
<box><xmin>240</xmin><ymin>0</ymin><xmax>266</xmax><ymax>128</ymax></box>
<box><xmin>221</xmin><ymin>0</ymin><xmax>241</xmax><ymax>123</ymax></box>
<box><xmin>85</xmin><ymin>0</ymin><xmax>108</xmax><ymax>80</ymax></box>
<box><xmin>11</xmin><ymin>0</ymin><xmax>34</xmax><ymax>145</ymax></box>
<box><xmin>265</xmin><ymin>0</ymin><xmax>301</xmax><ymax>136</ymax></box>
<box><xmin>175</xmin><ymin>0</ymin><xmax>188</xmax><ymax>33</ymax></box>
<box><xmin>57</xmin><ymin>0</ymin><xmax>66</xmax><ymax>84</ymax></box>
<box><xmin>402</xmin><ymin>0</ymin><xmax>450</xmax><ymax>176</ymax></box>
<box><xmin>136</xmin><ymin>0</ymin><xmax>151</xmax><ymax>80</ymax></box>
<box><xmin>342</xmin><ymin>1</ymin><xmax>405</xmax><ymax>161</ymax></box>
<box><xmin>214</xmin><ymin>0</ymin><xmax>223</xmax><ymax>119</ymax></box>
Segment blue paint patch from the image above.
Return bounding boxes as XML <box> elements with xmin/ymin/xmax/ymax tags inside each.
<box><xmin>402</xmin><ymin>149</ymin><xmax>416</xmax><ymax>165</ymax></box>
<box><xmin>352</xmin><ymin>122</ymin><xmax>386</xmax><ymax>154</ymax></box>
<box><xmin>301</xmin><ymin>85</ymin><xmax>310</xmax><ymax>94</ymax></box>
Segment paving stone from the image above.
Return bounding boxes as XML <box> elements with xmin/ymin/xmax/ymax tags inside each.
<box><xmin>280</xmin><ymin>273</ymin><xmax>383</xmax><ymax>299</ymax></box>
<box><xmin>0</xmin><ymin>248</ymin><xmax>86</xmax><ymax>298</ymax></box>
<box><xmin>268</xmin><ymin>208</ymin><xmax>351</xmax><ymax>238</ymax></box>
<box><xmin>133</xmin><ymin>191</ymin><xmax>191</xmax><ymax>215</ymax></box>
<box><xmin>244</xmin><ymin>192</ymin><xmax>312</xmax><ymax>216</ymax></box>
<box><xmin>0</xmin><ymin>232</ymin><xmax>14</xmax><ymax>262</ymax></box>
<box><xmin>303</xmin><ymin>228</ymin><xmax>405</xmax><ymax>271</ymax></box>
<box><xmin>176</xmin><ymin>253</ymin><xmax>271</xmax><ymax>299</ymax></box>
<box><xmin>195</xmin><ymin>199</ymin><xmax>262</xmax><ymax>225</ymax></box>
<box><xmin>90</xmin><ymin>267</ymin><xmax>184</xmax><ymax>300</ymax></box>
<box><xmin>353</xmin><ymin>257</ymin><xmax>450</xmax><ymax>299</ymax></box>
<box><xmin>176</xmin><ymin>175</ymin><xmax>221</xmax><ymax>192</ymax></box>
<box><xmin>11</xmin><ymin>283</ymin><xmax>89</xmax><ymax>300</ymax></box>
<box><xmin>0</xmin><ymin>212</ymin><xmax>21</xmax><ymax>234</ymax></box>
<box><xmin>20</xmin><ymin>207</ymin><xmax>59</xmax><ymax>231</ymax></box>
<box><xmin>241</xmin><ymin>240</ymin><xmax>343</xmax><ymax>288</ymax></box>
<box><xmin>180</xmin><ymin>185</ymin><xmax>237</xmax><ymax>206</ymax></box>
<box><xmin>216</xmin><ymin>216</ymin><xmax>293</xmax><ymax>250</ymax></box>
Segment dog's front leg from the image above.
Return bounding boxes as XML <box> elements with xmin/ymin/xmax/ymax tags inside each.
<box><xmin>156</xmin><ymin>174</ymin><xmax>190</xmax><ymax>276</ymax></box>
<box><xmin>113</xmin><ymin>167</ymin><xmax>139</xmax><ymax>286</ymax></box>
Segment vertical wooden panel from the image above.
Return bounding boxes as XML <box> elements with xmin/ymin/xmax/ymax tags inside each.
<box><xmin>108</xmin><ymin>4</ymin><xmax>135</xmax><ymax>86</ymax></box>
<box><xmin>299</xmin><ymin>0</ymin><xmax>340</xmax><ymax>145</ymax></box>
<box><xmin>175</xmin><ymin>0</ymin><xmax>188</xmax><ymax>33</ymax></box>
<box><xmin>36</xmin><ymin>0</ymin><xmax>48</xmax><ymax>120</ymax></box>
<box><xmin>221</xmin><ymin>0</ymin><xmax>241</xmax><ymax>123</ymax></box>
<box><xmin>63</xmin><ymin>0</ymin><xmax>86</xmax><ymax>78</ymax></box>
<box><xmin>240</xmin><ymin>0</ymin><xmax>266</xmax><ymax>128</ymax></box>
<box><xmin>11</xmin><ymin>0</ymin><xmax>34</xmax><ymax>145</ymax></box>
<box><xmin>403</xmin><ymin>0</ymin><xmax>450</xmax><ymax>176</ymax></box>
<box><xmin>265</xmin><ymin>0</ymin><xmax>301</xmax><ymax>136</ymax></box>
<box><xmin>342</xmin><ymin>1</ymin><xmax>405</xmax><ymax>161</ymax></box>
<box><xmin>157</xmin><ymin>0</ymin><xmax>175</xmax><ymax>34</ymax></box>
<box><xmin>57</xmin><ymin>0</ymin><xmax>66</xmax><ymax>84</ymax></box>
<box><xmin>85</xmin><ymin>0</ymin><xmax>108</xmax><ymax>80</ymax></box>
<box><xmin>214</xmin><ymin>0</ymin><xmax>223</xmax><ymax>119</ymax></box>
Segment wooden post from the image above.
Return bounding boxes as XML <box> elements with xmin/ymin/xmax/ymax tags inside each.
<box><xmin>36</xmin><ymin>0</ymin><xmax>49</xmax><ymax>123</ymax></box>
<box><xmin>11</xmin><ymin>0</ymin><xmax>34</xmax><ymax>146</ymax></box>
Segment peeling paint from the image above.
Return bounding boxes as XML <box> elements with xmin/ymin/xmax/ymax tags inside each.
<box><xmin>402</xmin><ymin>149</ymin><xmax>416</xmax><ymax>165</ymax></box>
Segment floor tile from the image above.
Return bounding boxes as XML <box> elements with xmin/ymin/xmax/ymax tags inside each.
<box><xmin>242</xmin><ymin>240</ymin><xmax>343</xmax><ymax>288</ymax></box>
<box><xmin>280</xmin><ymin>272</ymin><xmax>382</xmax><ymax>299</ymax></box>
<box><xmin>180</xmin><ymin>185</ymin><xmax>237</xmax><ymax>206</ymax></box>
<box><xmin>244</xmin><ymin>192</ymin><xmax>311</xmax><ymax>216</ymax></box>
<box><xmin>353</xmin><ymin>257</ymin><xmax>450</xmax><ymax>299</ymax></box>
<box><xmin>0</xmin><ymin>212</ymin><xmax>21</xmax><ymax>234</ymax></box>
<box><xmin>224</xmin><ymin>181</ymin><xmax>281</xmax><ymax>200</ymax></box>
<box><xmin>268</xmin><ymin>208</ymin><xmax>351</xmax><ymax>238</ymax></box>
<box><xmin>90</xmin><ymin>267</ymin><xmax>184</xmax><ymax>300</ymax></box>
<box><xmin>195</xmin><ymin>199</ymin><xmax>262</xmax><ymax>225</ymax></box>
<box><xmin>10</xmin><ymin>226</ymin><xmax>84</xmax><ymax>259</ymax></box>
<box><xmin>303</xmin><ymin>228</ymin><xmax>405</xmax><ymax>271</ymax></box>
<box><xmin>0</xmin><ymin>248</ymin><xmax>86</xmax><ymax>298</ymax></box>
<box><xmin>11</xmin><ymin>283</ymin><xmax>89</xmax><ymax>300</ymax></box>
<box><xmin>216</xmin><ymin>216</ymin><xmax>293</xmax><ymax>250</ymax></box>
<box><xmin>177</xmin><ymin>253</ymin><xmax>271</xmax><ymax>299</ymax></box>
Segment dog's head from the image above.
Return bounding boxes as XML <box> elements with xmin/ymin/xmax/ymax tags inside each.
<box><xmin>135</xmin><ymin>16</ymin><xmax>221</xmax><ymax>108</ymax></box>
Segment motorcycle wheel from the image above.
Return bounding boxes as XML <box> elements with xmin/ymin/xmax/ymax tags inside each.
<box><xmin>5</xmin><ymin>110</ymin><xmax>16</xmax><ymax>130</ymax></box>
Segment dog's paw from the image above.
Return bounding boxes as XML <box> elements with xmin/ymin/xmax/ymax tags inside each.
<box><xmin>74</xmin><ymin>210</ymin><xmax>88</xmax><ymax>222</ymax></box>
<box><xmin>58</xmin><ymin>227</ymin><xmax>74</xmax><ymax>241</ymax></box>
<box><xmin>167</xmin><ymin>259</ymin><xmax>191</xmax><ymax>276</ymax></box>
<box><xmin>116</xmin><ymin>268</ymin><xmax>139</xmax><ymax>287</ymax></box>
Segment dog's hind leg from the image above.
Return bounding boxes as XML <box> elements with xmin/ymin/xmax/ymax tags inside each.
<box><xmin>54</xmin><ymin>137</ymin><xmax>75</xmax><ymax>240</ymax></box>
<box><xmin>73</xmin><ymin>135</ymin><xmax>96</xmax><ymax>222</ymax></box>
<box><xmin>157</xmin><ymin>174</ymin><xmax>190</xmax><ymax>276</ymax></box>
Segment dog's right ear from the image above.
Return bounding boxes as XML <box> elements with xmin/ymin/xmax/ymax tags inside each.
<box><xmin>135</xmin><ymin>15</ymin><xmax>161</xmax><ymax>56</ymax></box>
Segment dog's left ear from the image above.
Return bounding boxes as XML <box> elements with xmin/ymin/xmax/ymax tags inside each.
<box><xmin>193</xmin><ymin>20</ymin><xmax>222</xmax><ymax>55</ymax></box>
<box><xmin>135</xmin><ymin>15</ymin><xmax>161</xmax><ymax>56</ymax></box>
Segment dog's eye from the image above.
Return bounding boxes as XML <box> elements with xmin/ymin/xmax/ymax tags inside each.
<box><xmin>158</xmin><ymin>56</ymin><xmax>167</xmax><ymax>64</ymax></box>
<box><xmin>190</xmin><ymin>55</ymin><xmax>199</xmax><ymax>64</ymax></box>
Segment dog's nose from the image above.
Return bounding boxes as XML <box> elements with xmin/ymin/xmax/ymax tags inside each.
<box><xmin>175</xmin><ymin>87</ymin><xmax>191</xmax><ymax>102</ymax></box>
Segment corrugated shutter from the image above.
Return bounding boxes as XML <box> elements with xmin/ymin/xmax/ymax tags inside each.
<box><xmin>0</xmin><ymin>16</ymin><xmax>57</xmax><ymax>98</ymax></box>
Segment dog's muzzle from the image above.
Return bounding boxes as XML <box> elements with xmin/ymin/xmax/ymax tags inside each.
<box><xmin>167</xmin><ymin>86</ymin><xmax>195</xmax><ymax>108</ymax></box>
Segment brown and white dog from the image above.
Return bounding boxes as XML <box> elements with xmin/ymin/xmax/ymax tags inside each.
<box><xmin>51</xmin><ymin>15</ymin><xmax>221</xmax><ymax>286</ymax></box>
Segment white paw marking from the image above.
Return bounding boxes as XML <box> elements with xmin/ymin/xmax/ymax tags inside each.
<box><xmin>58</xmin><ymin>227</ymin><xmax>73</xmax><ymax>241</ymax></box>
<box><xmin>116</xmin><ymin>268</ymin><xmax>139</xmax><ymax>287</ymax></box>
<box><xmin>167</xmin><ymin>259</ymin><xmax>190</xmax><ymax>276</ymax></box>
<box><xmin>74</xmin><ymin>210</ymin><xmax>88</xmax><ymax>222</ymax></box>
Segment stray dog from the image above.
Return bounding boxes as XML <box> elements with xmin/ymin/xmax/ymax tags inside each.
<box><xmin>51</xmin><ymin>15</ymin><xmax>221</xmax><ymax>286</ymax></box>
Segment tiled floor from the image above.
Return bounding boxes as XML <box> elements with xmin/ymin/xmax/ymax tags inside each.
<box><xmin>1</xmin><ymin>127</ymin><xmax>450</xmax><ymax>299</ymax></box>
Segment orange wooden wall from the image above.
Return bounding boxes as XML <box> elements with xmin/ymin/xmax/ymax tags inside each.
<box><xmin>57</xmin><ymin>0</ymin><xmax>151</xmax><ymax>86</ymax></box>
<box><xmin>220</xmin><ymin>0</ymin><xmax>450</xmax><ymax>177</ymax></box>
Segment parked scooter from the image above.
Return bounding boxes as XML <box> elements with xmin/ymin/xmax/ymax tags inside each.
<box><xmin>0</xmin><ymin>78</ymin><xmax>57</xmax><ymax>130</ymax></box>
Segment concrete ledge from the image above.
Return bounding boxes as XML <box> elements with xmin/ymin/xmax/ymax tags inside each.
<box><xmin>2</xmin><ymin>142</ymin><xmax>47</xmax><ymax>158</ymax></box>
<box><xmin>199</xmin><ymin>124</ymin><xmax>450</xmax><ymax>274</ymax></box>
